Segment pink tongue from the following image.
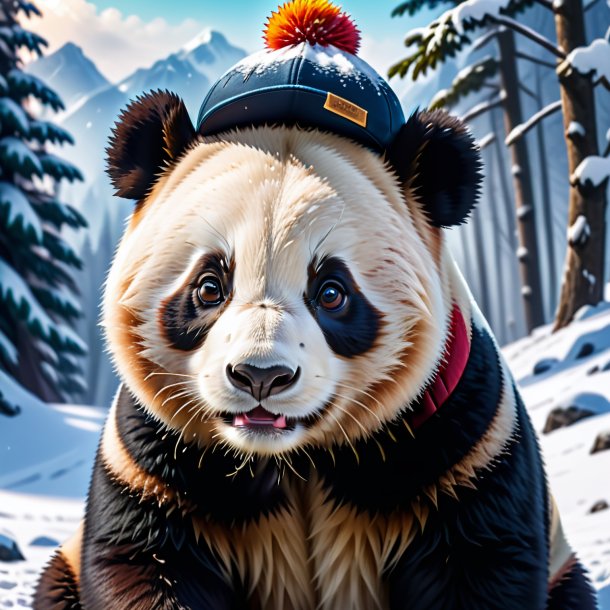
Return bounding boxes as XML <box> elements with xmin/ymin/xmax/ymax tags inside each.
<box><xmin>233</xmin><ymin>406</ymin><xmax>287</xmax><ymax>429</ymax></box>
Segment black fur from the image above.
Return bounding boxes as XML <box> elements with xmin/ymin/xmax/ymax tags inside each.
<box><xmin>386</xmin><ymin>395</ymin><xmax>549</xmax><ymax>609</ymax></box>
<box><xmin>547</xmin><ymin>562</ymin><xmax>599</xmax><ymax>610</ymax></box>
<box><xmin>312</xmin><ymin>323</ymin><xmax>503</xmax><ymax>513</ymax></box>
<box><xmin>106</xmin><ymin>90</ymin><xmax>195</xmax><ymax>200</ymax></box>
<box><xmin>161</xmin><ymin>252</ymin><xmax>233</xmax><ymax>351</ymax></box>
<box><xmin>33</xmin><ymin>551</ymin><xmax>82</xmax><ymax>610</ymax></box>
<box><xmin>305</xmin><ymin>256</ymin><xmax>383</xmax><ymax>358</ymax></box>
<box><xmin>79</xmin><ymin>453</ymin><xmax>243</xmax><ymax>610</ymax></box>
<box><xmin>115</xmin><ymin>388</ymin><xmax>287</xmax><ymax>522</ymax></box>
<box><xmin>387</xmin><ymin>110</ymin><xmax>482</xmax><ymax>228</ymax></box>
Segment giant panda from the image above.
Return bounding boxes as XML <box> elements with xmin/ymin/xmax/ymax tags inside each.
<box><xmin>34</xmin><ymin>1</ymin><xmax>598</xmax><ymax>609</ymax></box>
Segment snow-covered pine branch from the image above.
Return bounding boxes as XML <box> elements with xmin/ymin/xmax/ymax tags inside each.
<box><xmin>0</xmin><ymin>260</ymin><xmax>86</xmax><ymax>355</ymax></box>
<box><xmin>0</xmin><ymin>98</ymin><xmax>29</xmax><ymax>136</ymax></box>
<box><xmin>0</xmin><ymin>182</ymin><xmax>43</xmax><ymax>243</ymax></box>
<box><xmin>390</xmin><ymin>0</ymin><xmax>562</xmax><ymax>79</ymax></box>
<box><xmin>392</xmin><ymin>0</ymin><xmax>456</xmax><ymax>17</ymax></box>
<box><xmin>505</xmin><ymin>100</ymin><xmax>562</xmax><ymax>145</ymax></box>
<box><xmin>430</xmin><ymin>56</ymin><xmax>499</xmax><ymax>109</ymax></box>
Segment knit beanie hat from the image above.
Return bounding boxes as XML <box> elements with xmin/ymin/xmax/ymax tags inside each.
<box><xmin>196</xmin><ymin>0</ymin><xmax>405</xmax><ymax>152</ymax></box>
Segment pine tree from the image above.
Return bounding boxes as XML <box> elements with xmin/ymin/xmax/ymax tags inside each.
<box><xmin>0</xmin><ymin>0</ymin><xmax>86</xmax><ymax>415</ymax></box>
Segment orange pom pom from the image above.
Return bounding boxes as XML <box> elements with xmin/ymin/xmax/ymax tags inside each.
<box><xmin>264</xmin><ymin>0</ymin><xmax>360</xmax><ymax>54</ymax></box>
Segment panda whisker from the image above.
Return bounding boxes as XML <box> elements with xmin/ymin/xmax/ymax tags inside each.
<box><xmin>328</xmin><ymin>398</ymin><xmax>371</xmax><ymax>438</ymax></box>
<box><xmin>162</xmin><ymin>387</ymin><xmax>197</xmax><ymax>407</ymax></box>
<box><xmin>330</xmin><ymin>380</ymin><xmax>385</xmax><ymax>411</ymax></box>
<box><xmin>145</xmin><ymin>371</ymin><xmax>196</xmax><ymax>380</ymax></box>
<box><xmin>324</xmin><ymin>409</ymin><xmax>360</xmax><ymax>464</ymax></box>
<box><xmin>173</xmin><ymin>402</ymin><xmax>207</xmax><ymax>459</ymax></box>
<box><xmin>333</xmin><ymin>390</ymin><xmax>382</xmax><ymax>425</ymax></box>
<box><xmin>281</xmin><ymin>455</ymin><xmax>307</xmax><ymax>481</ymax></box>
<box><xmin>169</xmin><ymin>398</ymin><xmax>200</xmax><ymax>428</ymax></box>
<box><xmin>153</xmin><ymin>380</ymin><xmax>193</xmax><ymax>402</ymax></box>
<box><xmin>319</xmin><ymin>382</ymin><xmax>383</xmax><ymax>426</ymax></box>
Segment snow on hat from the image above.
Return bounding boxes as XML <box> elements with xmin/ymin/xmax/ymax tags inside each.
<box><xmin>196</xmin><ymin>0</ymin><xmax>405</xmax><ymax>152</ymax></box>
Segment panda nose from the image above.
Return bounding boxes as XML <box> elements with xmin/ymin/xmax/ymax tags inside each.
<box><xmin>226</xmin><ymin>363</ymin><xmax>299</xmax><ymax>401</ymax></box>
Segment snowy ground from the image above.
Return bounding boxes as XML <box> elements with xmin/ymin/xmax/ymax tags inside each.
<box><xmin>1</xmin><ymin>303</ymin><xmax>610</xmax><ymax>608</ymax></box>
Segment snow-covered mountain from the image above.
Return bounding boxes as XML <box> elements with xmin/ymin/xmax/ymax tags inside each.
<box><xmin>25</xmin><ymin>42</ymin><xmax>109</xmax><ymax>109</ymax></box>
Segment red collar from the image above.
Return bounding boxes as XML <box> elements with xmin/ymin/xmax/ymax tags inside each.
<box><xmin>410</xmin><ymin>305</ymin><xmax>470</xmax><ymax>430</ymax></box>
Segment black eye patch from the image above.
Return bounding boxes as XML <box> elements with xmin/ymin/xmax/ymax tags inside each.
<box><xmin>305</xmin><ymin>257</ymin><xmax>383</xmax><ymax>358</ymax></box>
<box><xmin>159</xmin><ymin>252</ymin><xmax>232</xmax><ymax>351</ymax></box>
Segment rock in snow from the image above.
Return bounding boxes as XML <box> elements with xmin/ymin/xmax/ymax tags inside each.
<box><xmin>591</xmin><ymin>430</ymin><xmax>610</xmax><ymax>454</ymax></box>
<box><xmin>544</xmin><ymin>404</ymin><xmax>595</xmax><ymax>433</ymax></box>
<box><xmin>0</xmin><ymin>531</ymin><xmax>24</xmax><ymax>562</ymax></box>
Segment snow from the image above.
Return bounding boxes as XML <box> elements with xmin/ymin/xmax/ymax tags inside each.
<box><xmin>453</xmin><ymin>0</ymin><xmax>506</xmax><ymax>33</ymax></box>
<box><xmin>568</xmin><ymin>214</ymin><xmax>591</xmax><ymax>246</ymax></box>
<box><xmin>503</xmin><ymin>299</ymin><xmax>610</xmax><ymax>603</ymax></box>
<box><xmin>572</xmin><ymin>155</ymin><xmax>610</xmax><ymax>187</ymax></box>
<box><xmin>583</xmin><ymin>269</ymin><xmax>597</xmax><ymax>286</ymax></box>
<box><xmin>0</xmin><ymin>330</ymin><xmax>17</xmax><ymax>366</ymax></box>
<box><xmin>0</xmin><ymin>98</ymin><xmax>28</xmax><ymax>134</ymax></box>
<box><xmin>568</xmin><ymin>121</ymin><xmax>586</xmax><ymax>137</ymax></box>
<box><xmin>2</xmin><ymin>304</ymin><xmax>610</xmax><ymax>606</ymax></box>
<box><xmin>0</xmin><ymin>137</ymin><xmax>42</xmax><ymax>177</ymax></box>
<box><xmin>232</xmin><ymin>43</ymin><xmax>390</xmax><ymax>93</ymax></box>
<box><xmin>182</xmin><ymin>28</ymin><xmax>213</xmax><ymax>53</ymax></box>
<box><xmin>0</xmin><ymin>181</ymin><xmax>42</xmax><ymax>242</ymax></box>
<box><xmin>567</xmin><ymin>38</ymin><xmax>610</xmax><ymax>82</ymax></box>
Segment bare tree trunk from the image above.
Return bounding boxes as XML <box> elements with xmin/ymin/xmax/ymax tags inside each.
<box><xmin>491</xmin><ymin>105</ymin><xmax>523</xmax><ymax>341</ymax></box>
<box><xmin>534</xmin><ymin>64</ymin><xmax>558</xmax><ymax>317</ymax></box>
<box><xmin>553</xmin><ymin>0</ymin><xmax>607</xmax><ymax>329</ymax></box>
<box><xmin>484</xmin><ymin>115</ymin><xmax>507</xmax><ymax>343</ymax></box>
<box><xmin>471</xmin><ymin>206</ymin><xmax>493</xmax><ymax>321</ymax></box>
<box><xmin>497</xmin><ymin>29</ymin><xmax>545</xmax><ymax>332</ymax></box>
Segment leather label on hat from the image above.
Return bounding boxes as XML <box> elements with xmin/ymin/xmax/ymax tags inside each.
<box><xmin>324</xmin><ymin>93</ymin><xmax>368</xmax><ymax>128</ymax></box>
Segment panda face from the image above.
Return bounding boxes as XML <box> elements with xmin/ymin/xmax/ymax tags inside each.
<box><xmin>104</xmin><ymin>127</ymin><xmax>447</xmax><ymax>456</ymax></box>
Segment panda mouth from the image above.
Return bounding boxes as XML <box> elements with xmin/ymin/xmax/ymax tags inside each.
<box><xmin>223</xmin><ymin>405</ymin><xmax>297</xmax><ymax>432</ymax></box>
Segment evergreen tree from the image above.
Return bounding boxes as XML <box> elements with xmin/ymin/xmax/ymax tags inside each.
<box><xmin>0</xmin><ymin>0</ymin><xmax>86</xmax><ymax>415</ymax></box>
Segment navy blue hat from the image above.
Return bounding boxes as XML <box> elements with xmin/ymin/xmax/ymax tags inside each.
<box><xmin>196</xmin><ymin>1</ymin><xmax>405</xmax><ymax>152</ymax></box>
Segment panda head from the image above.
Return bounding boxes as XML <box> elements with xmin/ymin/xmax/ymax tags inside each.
<box><xmin>103</xmin><ymin>90</ymin><xmax>481</xmax><ymax>458</ymax></box>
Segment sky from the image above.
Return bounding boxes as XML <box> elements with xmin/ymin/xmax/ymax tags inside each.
<box><xmin>29</xmin><ymin>0</ymin><xmax>441</xmax><ymax>82</ymax></box>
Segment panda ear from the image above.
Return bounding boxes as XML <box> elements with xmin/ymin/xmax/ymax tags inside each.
<box><xmin>107</xmin><ymin>90</ymin><xmax>196</xmax><ymax>200</ymax></box>
<box><xmin>387</xmin><ymin>109</ymin><xmax>482</xmax><ymax>228</ymax></box>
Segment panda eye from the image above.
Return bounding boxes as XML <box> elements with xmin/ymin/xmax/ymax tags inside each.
<box><xmin>317</xmin><ymin>280</ymin><xmax>347</xmax><ymax>312</ymax></box>
<box><xmin>197</xmin><ymin>275</ymin><xmax>224</xmax><ymax>307</ymax></box>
